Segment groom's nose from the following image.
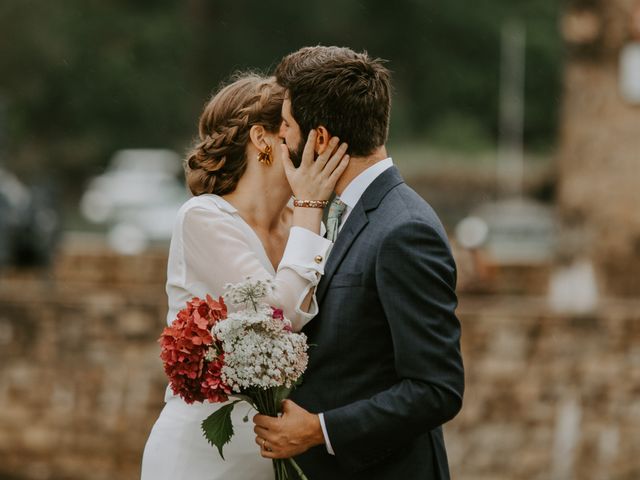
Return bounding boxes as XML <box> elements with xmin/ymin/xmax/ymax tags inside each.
<box><xmin>278</xmin><ymin>121</ymin><xmax>287</xmax><ymax>139</ymax></box>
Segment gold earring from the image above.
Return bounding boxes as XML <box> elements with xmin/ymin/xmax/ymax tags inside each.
<box><xmin>257</xmin><ymin>144</ymin><xmax>273</xmax><ymax>165</ymax></box>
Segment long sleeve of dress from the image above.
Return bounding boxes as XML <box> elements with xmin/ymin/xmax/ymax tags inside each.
<box><xmin>176</xmin><ymin>203</ymin><xmax>332</xmax><ymax>331</ymax></box>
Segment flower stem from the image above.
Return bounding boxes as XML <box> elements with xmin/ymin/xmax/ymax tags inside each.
<box><xmin>288</xmin><ymin>458</ymin><xmax>309</xmax><ymax>480</ymax></box>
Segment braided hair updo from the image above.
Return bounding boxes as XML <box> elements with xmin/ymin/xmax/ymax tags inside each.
<box><xmin>185</xmin><ymin>74</ymin><xmax>285</xmax><ymax>196</ymax></box>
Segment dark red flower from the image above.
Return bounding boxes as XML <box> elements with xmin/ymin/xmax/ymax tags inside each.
<box><xmin>159</xmin><ymin>296</ymin><xmax>230</xmax><ymax>404</ymax></box>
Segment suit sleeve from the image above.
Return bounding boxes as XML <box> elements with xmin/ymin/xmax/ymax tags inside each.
<box><xmin>322</xmin><ymin>220</ymin><xmax>464</xmax><ymax>471</ymax></box>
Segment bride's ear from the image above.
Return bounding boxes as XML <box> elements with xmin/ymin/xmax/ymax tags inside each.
<box><xmin>249</xmin><ymin>125</ymin><xmax>268</xmax><ymax>152</ymax></box>
<box><xmin>314</xmin><ymin>126</ymin><xmax>333</xmax><ymax>154</ymax></box>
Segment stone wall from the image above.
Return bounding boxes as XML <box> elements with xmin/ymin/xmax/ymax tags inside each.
<box><xmin>0</xmin><ymin>249</ymin><xmax>639</xmax><ymax>479</ymax></box>
<box><xmin>448</xmin><ymin>296</ymin><xmax>640</xmax><ymax>480</ymax></box>
<box><xmin>0</xmin><ymin>249</ymin><xmax>169</xmax><ymax>480</ymax></box>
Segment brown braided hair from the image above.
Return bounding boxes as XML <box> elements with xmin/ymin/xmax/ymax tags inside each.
<box><xmin>185</xmin><ymin>74</ymin><xmax>285</xmax><ymax>196</ymax></box>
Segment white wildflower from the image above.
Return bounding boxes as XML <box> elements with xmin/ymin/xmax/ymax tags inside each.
<box><xmin>212</xmin><ymin>279</ymin><xmax>309</xmax><ymax>393</ymax></box>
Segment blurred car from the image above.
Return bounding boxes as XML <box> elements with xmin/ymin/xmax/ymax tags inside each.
<box><xmin>0</xmin><ymin>167</ymin><xmax>60</xmax><ymax>267</ymax></box>
<box><xmin>80</xmin><ymin>149</ymin><xmax>190</xmax><ymax>254</ymax></box>
<box><xmin>456</xmin><ymin>197</ymin><xmax>557</xmax><ymax>265</ymax></box>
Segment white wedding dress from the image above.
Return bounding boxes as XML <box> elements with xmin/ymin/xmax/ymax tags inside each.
<box><xmin>141</xmin><ymin>194</ymin><xmax>331</xmax><ymax>480</ymax></box>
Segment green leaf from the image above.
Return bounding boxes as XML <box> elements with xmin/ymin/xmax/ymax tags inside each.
<box><xmin>201</xmin><ymin>400</ymin><xmax>241</xmax><ymax>460</ymax></box>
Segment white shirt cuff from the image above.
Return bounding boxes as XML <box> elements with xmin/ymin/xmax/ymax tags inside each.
<box><xmin>278</xmin><ymin>226</ymin><xmax>332</xmax><ymax>327</ymax></box>
<box><xmin>279</xmin><ymin>226</ymin><xmax>332</xmax><ymax>275</ymax></box>
<box><xmin>318</xmin><ymin>413</ymin><xmax>335</xmax><ymax>455</ymax></box>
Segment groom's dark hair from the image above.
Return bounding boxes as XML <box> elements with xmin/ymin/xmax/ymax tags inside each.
<box><xmin>275</xmin><ymin>46</ymin><xmax>391</xmax><ymax>157</ymax></box>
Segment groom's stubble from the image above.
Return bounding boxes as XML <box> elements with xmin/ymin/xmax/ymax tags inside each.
<box><xmin>287</xmin><ymin>137</ymin><xmax>305</xmax><ymax>169</ymax></box>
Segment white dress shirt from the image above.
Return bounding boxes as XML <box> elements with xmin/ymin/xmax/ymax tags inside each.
<box><xmin>336</xmin><ymin>157</ymin><xmax>394</xmax><ymax>233</ymax></box>
<box><xmin>318</xmin><ymin>157</ymin><xmax>394</xmax><ymax>455</ymax></box>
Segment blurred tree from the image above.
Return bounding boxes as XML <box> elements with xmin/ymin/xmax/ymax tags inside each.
<box><xmin>0</xmin><ymin>1</ymin><xmax>194</xmax><ymax>179</ymax></box>
<box><xmin>0</xmin><ymin>0</ymin><xmax>562</xmax><ymax>202</ymax></box>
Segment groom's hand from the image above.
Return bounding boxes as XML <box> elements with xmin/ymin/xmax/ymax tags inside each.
<box><xmin>253</xmin><ymin>399</ymin><xmax>325</xmax><ymax>459</ymax></box>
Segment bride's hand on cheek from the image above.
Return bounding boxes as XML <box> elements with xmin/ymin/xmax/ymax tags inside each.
<box><xmin>282</xmin><ymin>129</ymin><xmax>350</xmax><ymax>201</ymax></box>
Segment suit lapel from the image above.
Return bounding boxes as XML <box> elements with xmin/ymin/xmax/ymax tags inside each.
<box><xmin>317</xmin><ymin>203</ymin><xmax>368</xmax><ymax>304</ymax></box>
<box><xmin>316</xmin><ymin>166</ymin><xmax>405</xmax><ymax>305</ymax></box>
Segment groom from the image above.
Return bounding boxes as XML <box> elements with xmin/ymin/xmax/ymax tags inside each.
<box><xmin>253</xmin><ymin>46</ymin><xmax>464</xmax><ymax>479</ymax></box>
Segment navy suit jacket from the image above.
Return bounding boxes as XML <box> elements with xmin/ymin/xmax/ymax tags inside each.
<box><xmin>290</xmin><ymin>166</ymin><xmax>464</xmax><ymax>479</ymax></box>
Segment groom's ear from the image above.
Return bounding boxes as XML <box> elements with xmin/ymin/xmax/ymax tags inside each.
<box><xmin>314</xmin><ymin>126</ymin><xmax>333</xmax><ymax>154</ymax></box>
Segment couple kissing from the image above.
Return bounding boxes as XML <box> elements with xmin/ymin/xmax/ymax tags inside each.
<box><xmin>142</xmin><ymin>45</ymin><xmax>464</xmax><ymax>480</ymax></box>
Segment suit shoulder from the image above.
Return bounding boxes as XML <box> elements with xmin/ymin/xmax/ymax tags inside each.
<box><xmin>378</xmin><ymin>183</ymin><xmax>448</xmax><ymax>238</ymax></box>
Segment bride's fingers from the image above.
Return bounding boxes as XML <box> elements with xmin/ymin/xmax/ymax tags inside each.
<box><xmin>300</xmin><ymin>129</ymin><xmax>318</xmax><ymax>169</ymax></box>
<box><xmin>321</xmin><ymin>142</ymin><xmax>348</xmax><ymax>176</ymax></box>
<box><xmin>314</xmin><ymin>136</ymin><xmax>340</xmax><ymax>171</ymax></box>
<box><xmin>328</xmin><ymin>155</ymin><xmax>350</xmax><ymax>184</ymax></box>
<box><xmin>280</xmin><ymin>144</ymin><xmax>295</xmax><ymax>177</ymax></box>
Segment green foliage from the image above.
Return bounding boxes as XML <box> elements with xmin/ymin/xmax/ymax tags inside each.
<box><xmin>0</xmin><ymin>0</ymin><xmax>563</xmax><ymax>191</ymax></box>
<box><xmin>201</xmin><ymin>400</ymin><xmax>241</xmax><ymax>460</ymax></box>
<box><xmin>0</xmin><ymin>0</ymin><xmax>196</xmax><ymax>183</ymax></box>
<box><xmin>425</xmin><ymin>112</ymin><xmax>494</xmax><ymax>152</ymax></box>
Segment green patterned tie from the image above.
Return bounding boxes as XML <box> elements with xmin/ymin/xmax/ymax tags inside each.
<box><xmin>326</xmin><ymin>197</ymin><xmax>347</xmax><ymax>242</ymax></box>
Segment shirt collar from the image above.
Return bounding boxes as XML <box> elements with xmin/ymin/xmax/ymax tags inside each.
<box><xmin>339</xmin><ymin>157</ymin><xmax>394</xmax><ymax>209</ymax></box>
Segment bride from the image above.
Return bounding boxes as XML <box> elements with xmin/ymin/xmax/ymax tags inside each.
<box><xmin>140</xmin><ymin>73</ymin><xmax>349</xmax><ymax>479</ymax></box>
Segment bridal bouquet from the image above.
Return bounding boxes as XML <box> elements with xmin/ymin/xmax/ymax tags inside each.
<box><xmin>159</xmin><ymin>278</ymin><xmax>309</xmax><ymax>480</ymax></box>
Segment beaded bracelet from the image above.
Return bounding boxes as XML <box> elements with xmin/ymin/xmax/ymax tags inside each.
<box><xmin>292</xmin><ymin>199</ymin><xmax>329</xmax><ymax>208</ymax></box>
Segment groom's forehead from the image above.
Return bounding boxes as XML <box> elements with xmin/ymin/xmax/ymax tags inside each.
<box><xmin>282</xmin><ymin>98</ymin><xmax>294</xmax><ymax>118</ymax></box>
